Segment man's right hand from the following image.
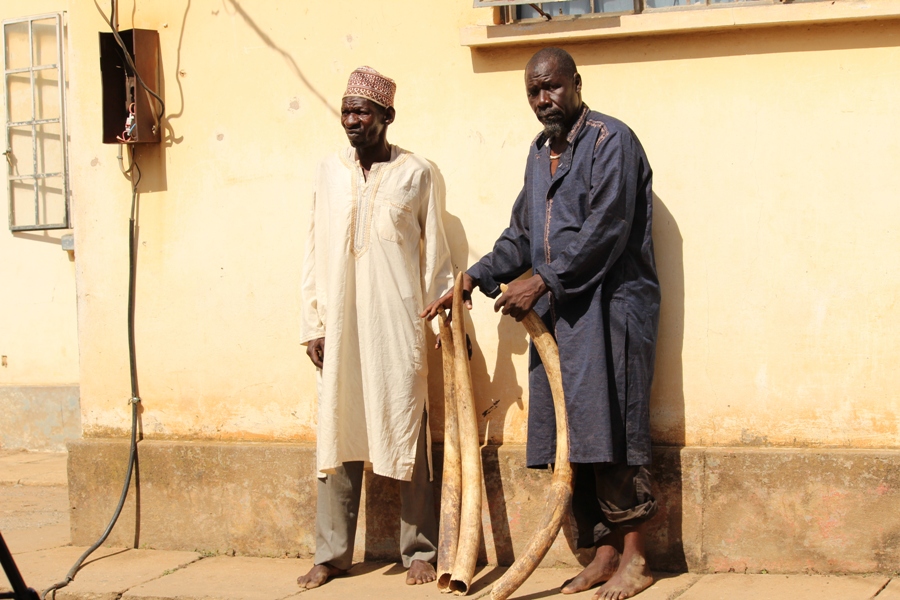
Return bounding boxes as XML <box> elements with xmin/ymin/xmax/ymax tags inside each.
<box><xmin>420</xmin><ymin>272</ymin><xmax>475</xmax><ymax>322</ymax></box>
<box><xmin>306</xmin><ymin>337</ymin><xmax>325</xmax><ymax>369</ymax></box>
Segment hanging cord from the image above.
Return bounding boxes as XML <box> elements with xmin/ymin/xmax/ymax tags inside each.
<box><xmin>41</xmin><ymin>147</ymin><xmax>142</xmax><ymax>600</ymax></box>
<box><xmin>95</xmin><ymin>0</ymin><xmax>166</xmax><ymax>121</ymax></box>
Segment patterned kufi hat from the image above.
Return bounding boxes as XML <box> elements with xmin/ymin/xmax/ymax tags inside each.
<box><xmin>343</xmin><ymin>66</ymin><xmax>396</xmax><ymax>108</ymax></box>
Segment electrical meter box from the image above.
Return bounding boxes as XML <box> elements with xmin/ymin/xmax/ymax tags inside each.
<box><xmin>99</xmin><ymin>29</ymin><xmax>161</xmax><ymax>144</ymax></box>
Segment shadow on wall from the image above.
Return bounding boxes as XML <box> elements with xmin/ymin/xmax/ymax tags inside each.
<box><xmin>223</xmin><ymin>0</ymin><xmax>338</xmax><ymax>118</ymax></box>
<box><xmin>469</xmin><ymin>20</ymin><xmax>900</xmax><ymax>74</ymax></box>
<box><xmin>423</xmin><ymin>163</ymin><xmax>528</xmax><ymax>448</ymax></box>
<box><xmin>646</xmin><ymin>194</ymin><xmax>687</xmax><ymax>572</ymax></box>
<box><xmin>650</xmin><ymin>194</ymin><xmax>685</xmax><ymax>448</ymax></box>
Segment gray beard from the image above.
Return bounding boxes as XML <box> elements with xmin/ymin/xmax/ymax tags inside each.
<box><xmin>542</xmin><ymin>120</ymin><xmax>567</xmax><ymax>140</ymax></box>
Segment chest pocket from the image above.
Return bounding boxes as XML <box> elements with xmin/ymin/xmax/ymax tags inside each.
<box><xmin>374</xmin><ymin>184</ymin><xmax>419</xmax><ymax>244</ymax></box>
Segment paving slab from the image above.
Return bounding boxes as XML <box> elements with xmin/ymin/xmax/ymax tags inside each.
<box><xmin>123</xmin><ymin>556</ymin><xmax>314</xmax><ymax>600</ymax></box>
<box><xmin>876</xmin><ymin>579</ymin><xmax>900</xmax><ymax>600</ymax></box>
<box><xmin>0</xmin><ymin>546</ymin><xmax>201</xmax><ymax>600</ymax></box>
<box><xmin>0</xmin><ymin>484</ymin><xmax>69</xmax><ymax>531</ymax></box>
<box><xmin>0</xmin><ymin>450</ymin><xmax>68</xmax><ymax>486</ymax></box>
<box><xmin>281</xmin><ymin>565</ymin><xmax>696</xmax><ymax>600</ymax></box>
<box><xmin>632</xmin><ymin>572</ymin><xmax>702</xmax><ymax>600</ymax></box>
<box><xmin>466</xmin><ymin>569</ymin><xmax>700</xmax><ymax>600</ymax></box>
<box><xmin>469</xmin><ymin>568</ymin><xmax>701</xmax><ymax>600</ymax></box>
<box><xmin>678</xmin><ymin>573</ymin><xmax>890</xmax><ymax>600</ymax></box>
<box><xmin>3</xmin><ymin>522</ymin><xmax>71</xmax><ymax>553</ymax></box>
<box><xmin>0</xmin><ymin>546</ymin><xmax>123</xmax><ymax>595</ymax></box>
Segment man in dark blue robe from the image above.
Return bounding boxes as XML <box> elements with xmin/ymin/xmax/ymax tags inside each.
<box><xmin>423</xmin><ymin>47</ymin><xmax>660</xmax><ymax>600</ymax></box>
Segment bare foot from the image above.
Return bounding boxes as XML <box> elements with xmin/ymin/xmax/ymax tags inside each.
<box><xmin>406</xmin><ymin>559</ymin><xmax>436</xmax><ymax>585</ymax></box>
<box><xmin>561</xmin><ymin>545</ymin><xmax>620</xmax><ymax>594</ymax></box>
<box><xmin>297</xmin><ymin>563</ymin><xmax>346</xmax><ymax>589</ymax></box>
<box><xmin>593</xmin><ymin>552</ymin><xmax>653</xmax><ymax>600</ymax></box>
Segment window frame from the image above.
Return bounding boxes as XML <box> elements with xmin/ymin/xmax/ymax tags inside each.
<box><xmin>479</xmin><ymin>0</ymin><xmax>782</xmax><ymax>24</ymax></box>
<box><xmin>3</xmin><ymin>12</ymin><xmax>70</xmax><ymax>232</ymax></box>
<box><xmin>462</xmin><ymin>0</ymin><xmax>896</xmax><ymax>47</ymax></box>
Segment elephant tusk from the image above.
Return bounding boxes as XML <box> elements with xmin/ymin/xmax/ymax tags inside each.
<box><xmin>489</xmin><ymin>284</ymin><xmax>574</xmax><ymax>600</ymax></box>
<box><xmin>437</xmin><ymin>310</ymin><xmax>462</xmax><ymax>592</ymax></box>
<box><xmin>449</xmin><ymin>272</ymin><xmax>484</xmax><ymax>595</ymax></box>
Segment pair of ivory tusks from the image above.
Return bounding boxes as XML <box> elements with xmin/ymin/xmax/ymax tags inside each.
<box><xmin>436</xmin><ymin>272</ymin><xmax>484</xmax><ymax>595</ymax></box>
<box><xmin>436</xmin><ymin>277</ymin><xmax>573</xmax><ymax>599</ymax></box>
<box><xmin>488</xmin><ymin>284</ymin><xmax>573</xmax><ymax>600</ymax></box>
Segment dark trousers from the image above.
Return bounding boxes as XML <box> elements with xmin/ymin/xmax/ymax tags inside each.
<box><xmin>314</xmin><ymin>410</ymin><xmax>437</xmax><ymax>570</ymax></box>
<box><xmin>571</xmin><ymin>462</ymin><xmax>657</xmax><ymax>548</ymax></box>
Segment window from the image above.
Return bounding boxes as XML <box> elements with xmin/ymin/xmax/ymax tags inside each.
<box><xmin>518</xmin><ymin>0</ymin><xmax>639</xmax><ymax>19</ymax></box>
<box><xmin>476</xmin><ymin>0</ymin><xmax>773</xmax><ymax>22</ymax></box>
<box><xmin>3</xmin><ymin>13</ymin><xmax>69</xmax><ymax>231</ymax></box>
<box><xmin>465</xmin><ymin>0</ymin><xmax>895</xmax><ymax>46</ymax></box>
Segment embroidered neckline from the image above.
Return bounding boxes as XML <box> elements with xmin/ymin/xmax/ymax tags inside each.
<box><xmin>340</xmin><ymin>146</ymin><xmax>411</xmax><ymax>258</ymax></box>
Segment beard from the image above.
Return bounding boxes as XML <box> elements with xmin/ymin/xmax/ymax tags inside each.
<box><xmin>537</xmin><ymin>109</ymin><xmax>567</xmax><ymax>139</ymax></box>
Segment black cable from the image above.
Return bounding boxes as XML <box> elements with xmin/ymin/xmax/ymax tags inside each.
<box><xmin>41</xmin><ymin>405</ymin><xmax>138</xmax><ymax>600</ymax></box>
<box><xmin>96</xmin><ymin>0</ymin><xmax>165</xmax><ymax>121</ymax></box>
<box><xmin>41</xmin><ymin>150</ymin><xmax>143</xmax><ymax>600</ymax></box>
<box><xmin>44</xmin><ymin>5</ymin><xmax>153</xmax><ymax>596</ymax></box>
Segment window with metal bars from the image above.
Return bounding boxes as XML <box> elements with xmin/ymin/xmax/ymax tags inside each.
<box><xmin>3</xmin><ymin>13</ymin><xmax>69</xmax><ymax>232</ymax></box>
<box><xmin>477</xmin><ymin>0</ymin><xmax>772</xmax><ymax>22</ymax></box>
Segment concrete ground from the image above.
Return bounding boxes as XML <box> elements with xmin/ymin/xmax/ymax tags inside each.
<box><xmin>1</xmin><ymin>449</ymin><xmax>897</xmax><ymax>600</ymax></box>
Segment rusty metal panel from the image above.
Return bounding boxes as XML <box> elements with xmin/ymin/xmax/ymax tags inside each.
<box><xmin>99</xmin><ymin>29</ymin><xmax>160</xmax><ymax>144</ymax></box>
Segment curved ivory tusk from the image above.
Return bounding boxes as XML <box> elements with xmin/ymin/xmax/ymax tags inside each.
<box><xmin>490</xmin><ymin>284</ymin><xmax>574</xmax><ymax>600</ymax></box>
<box><xmin>437</xmin><ymin>311</ymin><xmax>462</xmax><ymax>592</ymax></box>
<box><xmin>449</xmin><ymin>272</ymin><xmax>483</xmax><ymax>595</ymax></box>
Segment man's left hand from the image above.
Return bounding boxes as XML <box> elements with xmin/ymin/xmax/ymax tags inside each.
<box><xmin>494</xmin><ymin>275</ymin><xmax>548</xmax><ymax>321</ymax></box>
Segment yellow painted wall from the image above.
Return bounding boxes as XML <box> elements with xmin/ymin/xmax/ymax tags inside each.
<box><xmin>0</xmin><ymin>230</ymin><xmax>78</xmax><ymax>385</ymax></box>
<box><xmin>0</xmin><ymin>0</ymin><xmax>79</xmax><ymax>387</ymax></box>
<box><xmin>7</xmin><ymin>1</ymin><xmax>897</xmax><ymax>448</ymax></box>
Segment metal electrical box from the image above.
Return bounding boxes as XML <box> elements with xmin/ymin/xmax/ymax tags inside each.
<box><xmin>99</xmin><ymin>29</ymin><xmax>160</xmax><ymax>144</ymax></box>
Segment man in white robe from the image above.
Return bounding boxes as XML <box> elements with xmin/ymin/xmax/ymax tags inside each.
<box><xmin>297</xmin><ymin>67</ymin><xmax>453</xmax><ymax>589</ymax></box>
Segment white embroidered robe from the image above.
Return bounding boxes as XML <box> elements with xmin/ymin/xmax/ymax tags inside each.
<box><xmin>300</xmin><ymin>145</ymin><xmax>453</xmax><ymax>481</ymax></box>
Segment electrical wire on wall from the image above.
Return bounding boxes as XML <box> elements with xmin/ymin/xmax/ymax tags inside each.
<box><xmin>41</xmin><ymin>147</ymin><xmax>143</xmax><ymax>600</ymax></box>
<box><xmin>96</xmin><ymin>0</ymin><xmax>166</xmax><ymax>121</ymax></box>
<box><xmin>42</xmin><ymin>2</ymin><xmax>160</xmax><ymax>597</ymax></box>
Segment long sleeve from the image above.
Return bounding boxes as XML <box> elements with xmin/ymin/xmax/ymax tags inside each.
<box><xmin>419</xmin><ymin>164</ymin><xmax>454</xmax><ymax>308</ymax></box>
<box><xmin>535</xmin><ymin>129</ymin><xmax>636</xmax><ymax>303</ymax></box>
<box><xmin>300</xmin><ymin>188</ymin><xmax>325</xmax><ymax>345</ymax></box>
<box><xmin>467</xmin><ymin>184</ymin><xmax>533</xmax><ymax>298</ymax></box>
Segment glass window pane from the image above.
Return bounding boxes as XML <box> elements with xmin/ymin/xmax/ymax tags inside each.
<box><xmin>10</xmin><ymin>179</ymin><xmax>36</xmax><ymax>228</ymax></box>
<box><xmin>519</xmin><ymin>1</ymin><xmax>593</xmax><ymax>18</ymax></box>
<box><xmin>5</xmin><ymin>14</ymin><xmax>68</xmax><ymax>231</ymax></box>
<box><xmin>6</xmin><ymin>74</ymin><xmax>33</xmax><ymax>122</ymax></box>
<box><xmin>646</xmin><ymin>0</ymin><xmax>697</xmax><ymax>7</ymax></box>
<box><xmin>518</xmin><ymin>4</ymin><xmax>541</xmax><ymax>18</ymax></box>
<box><xmin>36</xmin><ymin>123</ymin><xmax>62</xmax><ymax>175</ymax></box>
<box><xmin>34</xmin><ymin>68</ymin><xmax>60</xmax><ymax>121</ymax></box>
<box><xmin>545</xmin><ymin>0</ymin><xmax>593</xmax><ymax>15</ymax></box>
<box><xmin>37</xmin><ymin>175</ymin><xmax>65</xmax><ymax>226</ymax></box>
<box><xmin>595</xmin><ymin>0</ymin><xmax>635</xmax><ymax>12</ymax></box>
<box><xmin>4</xmin><ymin>21</ymin><xmax>30</xmax><ymax>70</ymax></box>
<box><xmin>32</xmin><ymin>19</ymin><xmax>58</xmax><ymax>68</ymax></box>
<box><xmin>9</xmin><ymin>126</ymin><xmax>33</xmax><ymax>177</ymax></box>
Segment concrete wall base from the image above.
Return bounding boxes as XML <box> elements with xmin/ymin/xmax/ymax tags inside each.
<box><xmin>67</xmin><ymin>440</ymin><xmax>900</xmax><ymax>573</ymax></box>
<box><xmin>0</xmin><ymin>385</ymin><xmax>81</xmax><ymax>451</ymax></box>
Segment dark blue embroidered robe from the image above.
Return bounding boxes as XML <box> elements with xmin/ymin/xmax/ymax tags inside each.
<box><xmin>468</xmin><ymin>105</ymin><xmax>660</xmax><ymax>467</ymax></box>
